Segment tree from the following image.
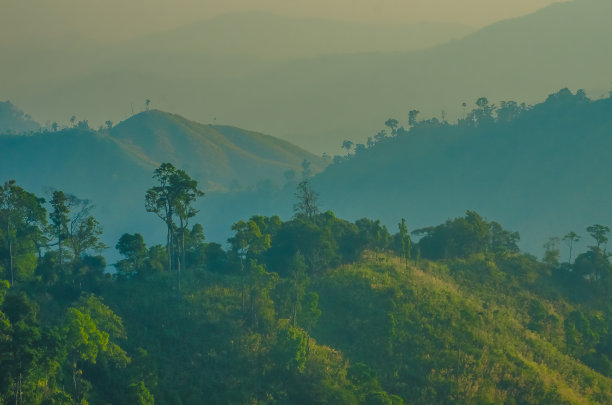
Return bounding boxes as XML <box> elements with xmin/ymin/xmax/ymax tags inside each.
<box><xmin>49</xmin><ymin>191</ymin><xmax>70</xmax><ymax>269</ymax></box>
<box><xmin>294</xmin><ymin>180</ymin><xmax>319</xmax><ymax>220</ymax></box>
<box><xmin>229</xmin><ymin>219</ymin><xmax>271</xmax><ymax>272</ymax></box>
<box><xmin>115</xmin><ymin>233</ymin><xmax>147</xmax><ymax>277</ymax></box>
<box><xmin>397</xmin><ymin>218</ymin><xmax>411</xmax><ymax>268</ymax></box>
<box><xmin>145</xmin><ymin>99</ymin><xmax>151</xmax><ymax>111</ymax></box>
<box><xmin>69</xmin><ymin>115</ymin><xmax>76</xmax><ymax>127</ymax></box>
<box><xmin>64</xmin><ymin>197</ymin><xmax>105</xmax><ymax>260</ymax></box>
<box><xmin>408</xmin><ymin>109</ymin><xmax>420</xmax><ymax>127</ymax></box>
<box><xmin>0</xmin><ymin>181</ymin><xmax>46</xmax><ymax>285</ymax></box>
<box><xmin>145</xmin><ymin>163</ymin><xmax>177</xmax><ymax>272</ymax></box>
<box><xmin>62</xmin><ymin>296</ymin><xmax>128</xmax><ymax>403</ymax></box>
<box><xmin>543</xmin><ymin>237</ymin><xmax>560</xmax><ymax>267</ymax></box>
<box><xmin>145</xmin><ymin>163</ymin><xmax>203</xmax><ymax>295</ymax></box>
<box><xmin>563</xmin><ymin>231</ymin><xmax>581</xmax><ymax>264</ymax></box>
<box><xmin>586</xmin><ymin>224</ymin><xmax>610</xmax><ymax>251</ymax></box>
<box><xmin>172</xmin><ymin>170</ymin><xmax>204</xmax><ymax>273</ymax></box>
<box><xmin>104</xmin><ymin>120</ymin><xmax>113</xmax><ymax>130</ymax></box>
<box><xmin>384</xmin><ymin>118</ymin><xmax>399</xmax><ymax>136</ymax></box>
<box><xmin>341</xmin><ymin>140</ymin><xmax>354</xmax><ymax>154</ymax></box>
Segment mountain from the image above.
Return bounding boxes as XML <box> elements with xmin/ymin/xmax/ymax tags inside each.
<box><xmin>0</xmin><ymin>101</ymin><xmax>40</xmax><ymax>134</ymax></box>
<box><xmin>123</xmin><ymin>12</ymin><xmax>472</xmax><ymax>61</ymax></box>
<box><xmin>0</xmin><ymin>110</ymin><xmax>326</xmax><ymax>253</ymax></box>
<box><xmin>109</xmin><ymin>110</ymin><xmax>326</xmax><ymax>191</ymax></box>
<box><xmin>5</xmin><ymin>0</ymin><xmax>611</xmax><ymax>153</ymax></box>
<box><xmin>312</xmin><ymin>89</ymin><xmax>612</xmax><ymax>255</ymax></box>
<box><xmin>199</xmin><ymin>89</ymin><xmax>612</xmax><ymax>257</ymax></box>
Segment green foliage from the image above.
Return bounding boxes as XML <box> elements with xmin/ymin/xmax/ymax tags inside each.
<box><xmin>4</xmin><ymin>180</ymin><xmax>612</xmax><ymax>403</ymax></box>
<box><xmin>273</xmin><ymin>325</ymin><xmax>308</xmax><ymax>372</ymax></box>
<box><xmin>414</xmin><ymin>211</ymin><xmax>519</xmax><ymax>260</ymax></box>
<box><xmin>127</xmin><ymin>381</ymin><xmax>154</xmax><ymax>405</ymax></box>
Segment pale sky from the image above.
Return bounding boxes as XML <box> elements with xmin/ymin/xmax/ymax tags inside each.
<box><xmin>0</xmin><ymin>0</ymin><xmax>566</xmax><ymax>45</ymax></box>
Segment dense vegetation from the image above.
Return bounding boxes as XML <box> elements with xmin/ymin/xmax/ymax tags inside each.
<box><xmin>2</xmin><ymin>166</ymin><xmax>612</xmax><ymax>404</ymax></box>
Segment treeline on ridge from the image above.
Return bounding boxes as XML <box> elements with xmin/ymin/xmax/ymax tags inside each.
<box><xmin>3</xmin><ymin>158</ymin><xmax>612</xmax><ymax>403</ymax></box>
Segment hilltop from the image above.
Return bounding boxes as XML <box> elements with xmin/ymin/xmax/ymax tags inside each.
<box><xmin>110</xmin><ymin>110</ymin><xmax>326</xmax><ymax>191</ymax></box>
<box><xmin>0</xmin><ymin>110</ymin><xmax>326</xmax><ymax>250</ymax></box>
<box><xmin>198</xmin><ymin>89</ymin><xmax>612</xmax><ymax>256</ymax></box>
<box><xmin>5</xmin><ymin>0</ymin><xmax>612</xmax><ymax>152</ymax></box>
<box><xmin>4</xmin><ymin>188</ymin><xmax>612</xmax><ymax>403</ymax></box>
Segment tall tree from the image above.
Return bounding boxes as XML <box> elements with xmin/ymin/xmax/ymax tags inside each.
<box><xmin>408</xmin><ymin>109</ymin><xmax>420</xmax><ymax>127</ymax></box>
<box><xmin>65</xmin><ymin>197</ymin><xmax>105</xmax><ymax>260</ymax></box>
<box><xmin>229</xmin><ymin>219</ymin><xmax>271</xmax><ymax>310</ymax></box>
<box><xmin>173</xmin><ymin>170</ymin><xmax>204</xmax><ymax>273</ymax></box>
<box><xmin>384</xmin><ymin>118</ymin><xmax>399</xmax><ymax>136</ymax></box>
<box><xmin>49</xmin><ymin>191</ymin><xmax>70</xmax><ymax>270</ymax></box>
<box><xmin>397</xmin><ymin>218</ymin><xmax>411</xmax><ymax>268</ymax></box>
<box><xmin>145</xmin><ymin>163</ymin><xmax>203</xmax><ymax>294</ymax></box>
<box><xmin>563</xmin><ymin>231</ymin><xmax>581</xmax><ymax>264</ymax></box>
<box><xmin>586</xmin><ymin>224</ymin><xmax>610</xmax><ymax>251</ymax></box>
<box><xmin>0</xmin><ymin>181</ymin><xmax>46</xmax><ymax>285</ymax></box>
<box><xmin>294</xmin><ymin>180</ymin><xmax>319</xmax><ymax>221</ymax></box>
<box><xmin>145</xmin><ymin>163</ymin><xmax>179</xmax><ymax>273</ymax></box>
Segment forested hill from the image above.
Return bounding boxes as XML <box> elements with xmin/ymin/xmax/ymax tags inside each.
<box><xmin>110</xmin><ymin>110</ymin><xmax>326</xmax><ymax>191</ymax></box>
<box><xmin>4</xmin><ymin>178</ymin><xmax>612</xmax><ymax>403</ymax></box>
<box><xmin>309</xmin><ymin>89</ymin><xmax>612</xmax><ymax>254</ymax></box>
<box><xmin>0</xmin><ymin>110</ymin><xmax>326</xmax><ymax>251</ymax></box>
<box><xmin>9</xmin><ymin>0</ymin><xmax>612</xmax><ymax>153</ymax></box>
<box><xmin>198</xmin><ymin>89</ymin><xmax>612</xmax><ymax>255</ymax></box>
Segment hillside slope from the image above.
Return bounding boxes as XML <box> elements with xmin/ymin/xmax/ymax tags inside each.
<box><xmin>312</xmin><ymin>89</ymin><xmax>612</xmax><ymax>253</ymax></box>
<box><xmin>7</xmin><ymin>0</ymin><xmax>612</xmax><ymax>152</ymax></box>
<box><xmin>0</xmin><ymin>111</ymin><xmax>326</xmax><ymax>251</ymax></box>
<box><xmin>314</xmin><ymin>254</ymin><xmax>612</xmax><ymax>403</ymax></box>
<box><xmin>0</xmin><ymin>100</ymin><xmax>40</xmax><ymax>134</ymax></box>
<box><xmin>197</xmin><ymin>89</ymin><xmax>612</xmax><ymax>256</ymax></box>
<box><xmin>110</xmin><ymin>110</ymin><xmax>326</xmax><ymax>191</ymax></box>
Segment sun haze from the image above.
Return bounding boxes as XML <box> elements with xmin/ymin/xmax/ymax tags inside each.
<box><xmin>1</xmin><ymin>0</ymin><xmax>565</xmax><ymax>45</ymax></box>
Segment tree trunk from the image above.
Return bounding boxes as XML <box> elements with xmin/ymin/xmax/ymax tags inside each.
<box><xmin>9</xmin><ymin>239</ymin><xmax>14</xmax><ymax>286</ymax></box>
<box><xmin>182</xmin><ymin>226</ymin><xmax>186</xmax><ymax>274</ymax></box>
<box><xmin>58</xmin><ymin>225</ymin><xmax>63</xmax><ymax>270</ymax></box>
<box><xmin>7</xmin><ymin>217</ymin><xmax>14</xmax><ymax>285</ymax></box>
<box><xmin>166</xmin><ymin>221</ymin><xmax>172</xmax><ymax>272</ymax></box>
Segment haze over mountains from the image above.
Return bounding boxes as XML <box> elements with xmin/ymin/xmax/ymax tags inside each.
<box><xmin>2</xmin><ymin>0</ymin><xmax>611</xmax><ymax>153</ymax></box>
<box><xmin>0</xmin><ymin>110</ymin><xmax>325</xmax><ymax>253</ymax></box>
<box><xmin>199</xmin><ymin>88</ymin><xmax>612</xmax><ymax>257</ymax></box>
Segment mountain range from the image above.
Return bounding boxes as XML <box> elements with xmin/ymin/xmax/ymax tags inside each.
<box><xmin>2</xmin><ymin>0</ymin><xmax>611</xmax><ymax>153</ymax></box>
<box><xmin>0</xmin><ymin>110</ymin><xmax>325</xmax><ymax>254</ymax></box>
<box><xmin>198</xmin><ymin>88</ymin><xmax>612</xmax><ymax>257</ymax></box>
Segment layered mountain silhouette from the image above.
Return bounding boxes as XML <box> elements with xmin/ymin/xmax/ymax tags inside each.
<box><xmin>201</xmin><ymin>89</ymin><xmax>612</xmax><ymax>256</ymax></box>
<box><xmin>0</xmin><ymin>101</ymin><xmax>40</xmax><ymax>134</ymax></box>
<box><xmin>0</xmin><ymin>110</ymin><xmax>325</xmax><ymax>252</ymax></box>
<box><xmin>5</xmin><ymin>0</ymin><xmax>611</xmax><ymax>152</ymax></box>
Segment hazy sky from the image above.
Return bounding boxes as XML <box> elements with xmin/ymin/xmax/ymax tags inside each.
<box><xmin>1</xmin><ymin>0</ymin><xmax>565</xmax><ymax>45</ymax></box>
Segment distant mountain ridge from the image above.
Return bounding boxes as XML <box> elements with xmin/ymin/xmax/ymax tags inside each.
<box><xmin>0</xmin><ymin>100</ymin><xmax>40</xmax><ymax>134</ymax></box>
<box><xmin>5</xmin><ymin>0</ymin><xmax>612</xmax><ymax>153</ymax></box>
<box><xmin>195</xmin><ymin>89</ymin><xmax>612</xmax><ymax>256</ymax></box>
<box><xmin>0</xmin><ymin>110</ymin><xmax>326</xmax><ymax>253</ymax></box>
<box><xmin>110</xmin><ymin>110</ymin><xmax>326</xmax><ymax>191</ymax></box>
<box><xmin>310</xmin><ymin>89</ymin><xmax>612</xmax><ymax>254</ymax></box>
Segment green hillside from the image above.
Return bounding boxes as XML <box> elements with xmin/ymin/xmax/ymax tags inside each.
<box><xmin>308</xmin><ymin>89</ymin><xmax>612</xmax><ymax>255</ymax></box>
<box><xmin>3</xmin><ymin>181</ymin><xmax>612</xmax><ymax>403</ymax></box>
<box><xmin>110</xmin><ymin>110</ymin><xmax>326</xmax><ymax>191</ymax></box>
<box><xmin>196</xmin><ymin>88</ymin><xmax>612</xmax><ymax>256</ymax></box>
<box><xmin>0</xmin><ymin>111</ymin><xmax>326</xmax><ymax>252</ymax></box>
